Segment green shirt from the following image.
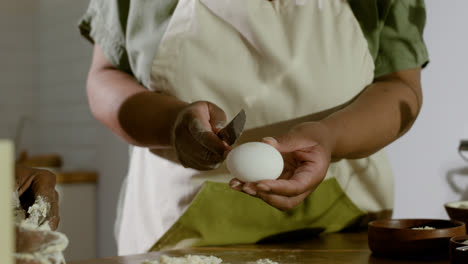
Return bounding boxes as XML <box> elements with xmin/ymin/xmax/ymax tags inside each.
<box><xmin>78</xmin><ymin>0</ymin><xmax>429</xmax><ymax>85</ymax></box>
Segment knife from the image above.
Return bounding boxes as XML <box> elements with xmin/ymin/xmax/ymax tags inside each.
<box><xmin>217</xmin><ymin>109</ymin><xmax>246</xmax><ymax>145</ymax></box>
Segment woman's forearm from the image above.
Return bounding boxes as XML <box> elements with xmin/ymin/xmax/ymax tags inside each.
<box><xmin>321</xmin><ymin>67</ymin><xmax>423</xmax><ymax>160</ymax></box>
<box><xmin>86</xmin><ymin>44</ymin><xmax>188</xmax><ymax>148</ymax></box>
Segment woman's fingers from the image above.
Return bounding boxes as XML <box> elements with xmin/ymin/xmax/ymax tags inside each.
<box><xmin>230</xmin><ymin>164</ymin><xmax>321</xmax><ymax>210</ymax></box>
<box><xmin>206</xmin><ymin>102</ymin><xmax>227</xmax><ymax>132</ymax></box>
<box><xmin>229</xmin><ymin>179</ymin><xmax>258</xmax><ymax>197</ymax></box>
<box><xmin>173</xmin><ymin>101</ymin><xmax>231</xmax><ymax>170</ymax></box>
<box><xmin>175</xmin><ymin>121</ymin><xmax>225</xmax><ymax>170</ymax></box>
<box><xmin>177</xmin><ymin>146</ymin><xmax>221</xmax><ymax>170</ymax></box>
<box><xmin>47</xmin><ymin>190</ymin><xmax>60</xmax><ymax>230</ymax></box>
<box><xmin>188</xmin><ymin>118</ymin><xmax>229</xmax><ymax>155</ymax></box>
<box><xmin>255</xmin><ymin>178</ymin><xmax>310</xmax><ymax>197</ymax></box>
<box><xmin>256</xmin><ymin>158</ymin><xmax>326</xmax><ymax>197</ymax></box>
<box><xmin>263</xmin><ymin>131</ymin><xmax>318</xmax><ymax>154</ymax></box>
<box><xmin>256</xmin><ymin>190</ymin><xmax>313</xmax><ymax>211</ymax></box>
<box><xmin>15</xmin><ymin>225</ymin><xmax>62</xmax><ymax>253</ymax></box>
<box><xmin>16</xmin><ymin>166</ymin><xmax>61</xmax><ymax>230</ymax></box>
<box><xmin>16</xmin><ymin>166</ymin><xmax>39</xmax><ymax>196</ymax></box>
<box><xmin>33</xmin><ymin>170</ymin><xmax>60</xmax><ymax>229</ymax></box>
<box><xmin>229</xmin><ymin>178</ymin><xmax>244</xmax><ymax>191</ymax></box>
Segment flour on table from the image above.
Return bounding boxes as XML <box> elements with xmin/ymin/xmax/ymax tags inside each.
<box><xmin>14</xmin><ymin>193</ymin><xmax>69</xmax><ymax>264</ymax></box>
<box><xmin>142</xmin><ymin>255</ymin><xmax>222</xmax><ymax>264</ymax></box>
<box><xmin>142</xmin><ymin>255</ymin><xmax>279</xmax><ymax>264</ymax></box>
<box><xmin>247</xmin><ymin>259</ymin><xmax>279</xmax><ymax>264</ymax></box>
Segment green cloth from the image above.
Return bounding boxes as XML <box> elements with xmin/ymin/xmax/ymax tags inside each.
<box><xmin>151</xmin><ymin>178</ymin><xmax>365</xmax><ymax>250</ymax></box>
<box><xmin>78</xmin><ymin>0</ymin><xmax>429</xmax><ymax>82</ymax></box>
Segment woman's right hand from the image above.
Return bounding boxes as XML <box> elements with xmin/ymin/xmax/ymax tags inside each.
<box><xmin>15</xmin><ymin>166</ymin><xmax>59</xmax><ymax>230</ymax></box>
<box><xmin>171</xmin><ymin>101</ymin><xmax>232</xmax><ymax>170</ymax></box>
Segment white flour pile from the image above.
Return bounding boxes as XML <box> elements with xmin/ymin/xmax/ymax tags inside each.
<box><xmin>247</xmin><ymin>259</ymin><xmax>279</xmax><ymax>264</ymax></box>
<box><xmin>142</xmin><ymin>255</ymin><xmax>279</xmax><ymax>264</ymax></box>
<box><xmin>142</xmin><ymin>255</ymin><xmax>222</xmax><ymax>264</ymax></box>
<box><xmin>411</xmin><ymin>226</ymin><xmax>436</xmax><ymax>230</ymax></box>
<box><xmin>14</xmin><ymin>194</ymin><xmax>69</xmax><ymax>264</ymax></box>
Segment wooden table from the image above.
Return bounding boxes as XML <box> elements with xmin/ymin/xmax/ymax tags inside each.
<box><xmin>70</xmin><ymin>231</ymin><xmax>449</xmax><ymax>264</ymax></box>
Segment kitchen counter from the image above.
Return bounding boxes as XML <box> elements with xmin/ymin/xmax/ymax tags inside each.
<box><xmin>69</xmin><ymin>231</ymin><xmax>449</xmax><ymax>264</ymax></box>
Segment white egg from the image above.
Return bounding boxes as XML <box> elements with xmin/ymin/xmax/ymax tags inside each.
<box><xmin>226</xmin><ymin>142</ymin><xmax>284</xmax><ymax>182</ymax></box>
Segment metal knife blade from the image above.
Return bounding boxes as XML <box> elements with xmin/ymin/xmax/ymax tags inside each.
<box><xmin>217</xmin><ymin>109</ymin><xmax>246</xmax><ymax>145</ymax></box>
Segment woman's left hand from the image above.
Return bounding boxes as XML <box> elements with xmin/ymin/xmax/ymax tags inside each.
<box><xmin>229</xmin><ymin>122</ymin><xmax>335</xmax><ymax>211</ymax></box>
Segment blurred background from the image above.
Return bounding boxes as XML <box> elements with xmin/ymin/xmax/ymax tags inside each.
<box><xmin>0</xmin><ymin>0</ymin><xmax>467</xmax><ymax>261</ymax></box>
<box><xmin>0</xmin><ymin>0</ymin><xmax>128</xmax><ymax>261</ymax></box>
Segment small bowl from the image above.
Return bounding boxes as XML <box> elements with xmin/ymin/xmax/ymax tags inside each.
<box><xmin>445</xmin><ymin>201</ymin><xmax>468</xmax><ymax>225</ymax></box>
<box><xmin>450</xmin><ymin>235</ymin><xmax>468</xmax><ymax>264</ymax></box>
<box><xmin>368</xmin><ymin>219</ymin><xmax>466</xmax><ymax>259</ymax></box>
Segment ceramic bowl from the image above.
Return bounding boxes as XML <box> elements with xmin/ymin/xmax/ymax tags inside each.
<box><xmin>368</xmin><ymin>219</ymin><xmax>466</xmax><ymax>259</ymax></box>
<box><xmin>445</xmin><ymin>201</ymin><xmax>468</xmax><ymax>225</ymax></box>
<box><xmin>450</xmin><ymin>235</ymin><xmax>468</xmax><ymax>264</ymax></box>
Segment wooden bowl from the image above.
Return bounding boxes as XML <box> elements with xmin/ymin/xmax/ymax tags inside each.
<box><xmin>450</xmin><ymin>235</ymin><xmax>468</xmax><ymax>264</ymax></box>
<box><xmin>445</xmin><ymin>201</ymin><xmax>468</xmax><ymax>225</ymax></box>
<box><xmin>368</xmin><ymin>219</ymin><xmax>466</xmax><ymax>259</ymax></box>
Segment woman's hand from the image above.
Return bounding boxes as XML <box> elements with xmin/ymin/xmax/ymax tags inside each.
<box><xmin>229</xmin><ymin>122</ymin><xmax>334</xmax><ymax>211</ymax></box>
<box><xmin>15</xmin><ymin>224</ymin><xmax>68</xmax><ymax>264</ymax></box>
<box><xmin>88</xmin><ymin>45</ymin><xmax>233</xmax><ymax>167</ymax></box>
<box><xmin>172</xmin><ymin>101</ymin><xmax>232</xmax><ymax>170</ymax></box>
<box><xmin>15</xmin><ymin>166</ymin><xmax>59</xmax><ymax>230</ymax></box>
<box><xmin>15</xmin><ymin>224</ymin><xmax>65</xmax><ymax>252</ymax></box>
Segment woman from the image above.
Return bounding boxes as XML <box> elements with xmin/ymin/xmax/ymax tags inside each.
<box><xmin>79</xmin><ymin>0</ymin><xmax>428</xmax><ymax>255</ymax></box>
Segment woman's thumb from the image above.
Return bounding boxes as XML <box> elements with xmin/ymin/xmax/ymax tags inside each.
<box><xmin>207</xmin><ymin>102</ymin><xmax>227</xmax><ymax>131</ymax></box>
<box><xmin>263</xmin><ymin>134</ymin><xmax>317</xmax><ymax>153</ymax></box>
<box><xmin>262</xmin><ymin>136</ymin><xmax>294</xmax><ymax>153</ymax></box>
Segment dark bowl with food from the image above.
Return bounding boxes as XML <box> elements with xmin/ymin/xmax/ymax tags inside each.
<box><xmin>445</xmin><ymin>201</ymin><xmax>468</xmax><ymax>225</ymax></box>
<box><xmin>368</xmin><ymin>219</ymin><xmax>466</xmax><ymax>259</ymax></box>
<box><xmin>450</xmin><ymin>235</ymin><xmax>468</xmax><ymax>264</ymax></box>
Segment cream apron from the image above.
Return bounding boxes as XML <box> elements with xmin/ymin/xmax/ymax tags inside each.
<box><xmin>117</xmin><ymin>0</ymin><xmax>394</xmax><ymax>254</ymax></box>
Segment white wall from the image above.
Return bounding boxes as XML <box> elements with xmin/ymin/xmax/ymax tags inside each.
<box><xmin>0</xmin><ymin>0</ymin><xmax>128</xmax><ymax>259</ymax></box>
<box><xmin>387</xmin><ymin>1</ymin><xmax>468</xmax><ymax>219</ymax></box>
<box><xmin>36</xmin><ymin>0</ymin><xmax>98</xmax><ymax>170</ymax></box>
<box><xmin>36</xmin><ymin>0</ymin><xmax>128</xmax><ymax>258</ymax></box>
<box><xmin>0</xmin><ymin>0</ymin><xmax>37</xmax><ymax>152</ymax></box>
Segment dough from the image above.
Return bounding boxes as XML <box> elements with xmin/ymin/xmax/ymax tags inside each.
<box><xmin>14</xmin><ymin>194</ymin><xmax>69</xmax><ymax>264</ymax></box>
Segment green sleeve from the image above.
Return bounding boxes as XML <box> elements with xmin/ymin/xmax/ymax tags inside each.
<box><xmin>78</xmin><ymin>0</ymin><xmax>132</xmax><ymax>74</ymax></box>
<box><xmin>374</xmin><ymin>0</ymin><xmax>429</xmax><ymax>78</ymax></box>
